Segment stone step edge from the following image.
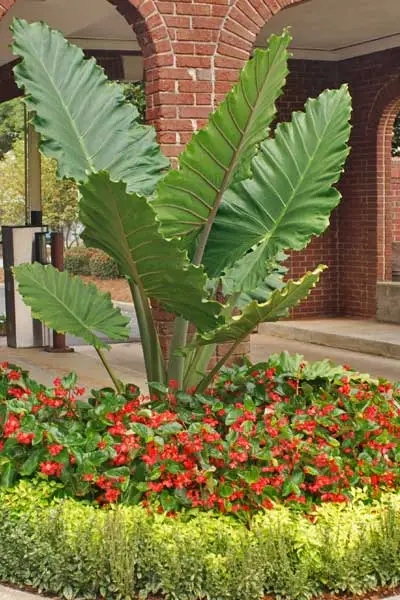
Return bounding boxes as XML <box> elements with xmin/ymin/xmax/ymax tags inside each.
<box><xmin>260</xmin><ymin>322</ymin><xmax>400</xmax><ymax>360</ymax></box>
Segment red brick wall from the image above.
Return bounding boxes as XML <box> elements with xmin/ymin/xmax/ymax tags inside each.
<box><xmin>392</xmin><ymin>159</ymin><xmax>400</xmax><ymax>243</ymax></box>
<box><xmin>109</xmin><ymin>0</ymin><xmax>306</xmax><ymax>163</ymax></box>
<box><xmin>338</xmin><ymin>49</ymin><xmax>400</xmax><ymax>317</ymax></box>
<box><xmin>270</xmin><ymin>49</ymin><xmax>400</xmax><ymax>319</ymax></box>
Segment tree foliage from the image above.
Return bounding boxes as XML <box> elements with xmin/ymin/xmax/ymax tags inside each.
<box><xmin>0</xmin><ymin>138</ymin><xmax>79</xmax><ymax>244</ymax></box>
<box><xmin>121</xmin><ymin>81</ymin><xmax>146</xmax><ymax>123</ymax></box>
<box><xmin>0</xmin><ymin>97</ymin><xmax>24</xmax><ymax>158</ymax></box>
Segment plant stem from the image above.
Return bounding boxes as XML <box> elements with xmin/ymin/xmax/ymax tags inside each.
<box><xmin>95</xmin><ymin>347</ymin><xmax>124</xmax><ymax>393</ymax></box>
<box><xmin>195</xmin><ymin>336</ymin><xmax>244</xmax><ymax>393</ymax></box>
<box><xmin>168</xmin><ymin>144</ymin><xmax>236</xmax><ymax>380</ymax></box>
<box><xmin>129</xmin><ymin>282</ymin><xmax>166</xmax><ymax>384</ymax></box>
<box><xmin>184</xmin><ymin>343</ymin><xmax>216</xmax><ymax>390</ymax></box>
<box><xmin>167</xmin><ymin>316</ymin><xmax>189</xmax><ymax>387</ymax></box>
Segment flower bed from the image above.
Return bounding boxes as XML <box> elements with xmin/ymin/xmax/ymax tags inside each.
<box><xmin>1</xmin><ymin>479</ymin><xmax>400</xmax><ymax>600</ymax></box>
<box><xmin>1</xmin><ymin>355</ymin><xmax>400</xmax><ymax>514</ymax></box>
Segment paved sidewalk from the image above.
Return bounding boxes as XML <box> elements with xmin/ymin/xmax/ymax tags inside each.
<box><xmin>0</xmin><ymin>339</ymin><xmax>147</xmax><ymax>391</ymax></box>
<box><xmin>1</xmin><ymin>327</ymin><xmax>400</xmax><ymax>392</ymax></box>
<box><xmin>252</xmin><ymin>333</ymin><xmax>400</xmax><ymax>381</ymax></box>
<box><xmin>0</xmin><ymin>586</ymin><xmax>44</xmax><ymax>600</ymax></box>
<box><xmin>261</xmin><ymin>319</ymin><xmax>400</xmax><ymax>360</ymax></box>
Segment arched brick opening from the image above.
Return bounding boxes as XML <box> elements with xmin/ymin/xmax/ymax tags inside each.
<box><xmin>108</xmin><ymin>0</ymin><xmax>173</xmax><ymax>127</ymax></box>
<box><xmin>212</xmin><ymin>0</ymin><xmax>307</xmax><ymax>105</ymax></box>
<box><xmin>366</xmin><ymin>78</ymin><xmax>400</xmax><ymax>283</ymax></box>
<box><xmin>213</xmin><ymin>0</ymin><xmax>339</xmax><ymax>318</ymax></box>
<box><xmin>0</xmin><ymin>0</ymin><xmax>171</xmax><ymax>124</ymax></box>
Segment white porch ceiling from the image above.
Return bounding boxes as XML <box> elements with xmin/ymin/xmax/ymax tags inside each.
<box><xmin>257</xmin><ymin>0</ymin><xmax>400</xmax><ymax>61</ymax></box>
<box><xmin>0</xmin><ymin>0</ymin><xmax>141</xmax><ymax>67</ymax></box>
<box><xmin>1</xmin><ymin>0</ymin><xmax>398</xmax><ymax>69</ymax></box>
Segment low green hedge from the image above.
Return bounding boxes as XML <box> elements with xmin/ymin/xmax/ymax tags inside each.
<box><xmin>64</xmin><ymin>247</ymin><xmax>92</xmax><ymax>276</ymax></box>
<box><xmin>1</xmin><ymin>480</ymin><xmax>400</xmax><ymax>600</ymax></box>
<box><xmin>88</xmin><ymin>249</ymin><xmax>120</xmax><ymax>280</ymax></box>
<box><xmin>64</xmin><ymin>247</ymin><xmax>120</xmax><ymax>279</ymax></box>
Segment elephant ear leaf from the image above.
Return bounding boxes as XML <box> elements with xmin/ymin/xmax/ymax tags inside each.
<box><xmin>154</xmin><ymin>31</ymin><xmax>291</xmax><ymax>239</ymax></box>
<box><xmin>79</xmin><ymin>172</ymin><xmax>222</xmax><ymax>332</ymax></box>
<box><xmin>192</xmin><ymin>266</ymin><xmax>325</xmax><ymax>347</ymax></box>
<box><xmin>11</xmin><ymin>18</ymin><xmax>168</xmax><ymax>196</ymax></box>
<box><xmin>204</xmin><ymin>85</ymin><xmax>352</xmax><ymax>279</ymax></box>
<box><xmin>223</xmin><ymin>251</ymin><xmax>288</xmax><ymax>309</ymax></box>
<box><xmin>14</xmin><ymin>263</ymin><xmax>130</xmax><ymax>349</ymax></box>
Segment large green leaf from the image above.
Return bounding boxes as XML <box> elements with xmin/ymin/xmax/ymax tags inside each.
<box><xmin>14</xmin><ymin>263</ymin><xmax>130</xmax><ymax>349</ymax></box>
<box><xmin>192</xmin><ymin>266</ymin><xmax>325</xmax><ymax>346</ymax></box>
<box><xmin>204</xmin><ymin>85</ymin><xmax>352</xmax><ymax>278</ymax></box>
<box><xmin>11</xmin><ymin>19</ymin><xmax>169</xmax><ymax>195</ymax></box>
<box><xmin>154</xmin><ymin>32</ymin><xmax>291</xmax><ymax>238</ymax></box>
<box><xmin>80</xmin><ymin>172</ymin><xmax>221</xmax><ymax>332</ymax></box>
<box><xmin>222</xmin><ymin>251</ymin><xmax>288</xmax><ymax>309</ymax></box>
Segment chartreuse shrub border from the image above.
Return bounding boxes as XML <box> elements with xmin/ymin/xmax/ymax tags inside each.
<box><xmin>2</xmin><ymin>480</ymin><xmax>400</xmax><ymax>600</ymax></box>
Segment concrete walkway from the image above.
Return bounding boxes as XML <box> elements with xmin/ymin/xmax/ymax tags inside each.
<box><xmin>1</xmin><ymin>320</ymin><xmax>400</xmax><ymax>391</ymax></box>
<box><xmin>252</xmin><ymin>333</ymin><xmax>400</xmax><ymax>381</ymax></box>
<box><xmin>9</xmin><ymin>583</ymin><xmax>400</xmax><ymax>600</ymax></box>
<box><xmin>0</xmin><ymin>586</ymin><xmax>43</xmax><ymax>600</ymax></box>
<box><xmin>0</xmin><ymin>584</ymin><xmax>399</xmax><ymax>600</ymax></box>
<box><xmin>0</xmin><ymin>339</ymin><xmax>148</xmax><ymax>391</ymax></box>
<box><xmin>261</xmin><ymin>319</ymin><xmax>400</xmax><ymax>360</ymax></box>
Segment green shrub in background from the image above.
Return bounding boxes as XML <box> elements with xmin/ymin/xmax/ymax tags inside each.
<box><xmin>64</xmin><ymin>247</ymin><xmax>92</xmax><ymax>276</ymax></box>
<box><xmin>2</xmin><ymin>480</ymin><xmax>400</xmax><ymax>600</ymax></box>
<box><xmin>88</xmin><ymin>249</ymin><xmax>120</xmax><ymax>280</ymax></box>
<box><xmin>64</xmin><ymin>247</ymin><xmax>120</xmax><ymax>279</ymax></box>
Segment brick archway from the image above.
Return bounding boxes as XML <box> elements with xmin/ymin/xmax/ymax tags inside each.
<box><xmin>212</xmin><ymin>0</ymin><xmax>307</xmax><ymax>105</ymax></box>
<box><xmin>109</xmin><ymin>1</ymin><xmax>172</xmax><ymax>69</ymax></box>
<box><xmin>107</xmin><ymin>1</ymin><xmax>173</xmax><ymax>129</ymax></box>
<box><xmin>0</xmin><ymin>0</ymin><xmax>172</xmax><ymax>126</ymax></box>
<box><xmin>367</xmin><ymin>76</ymin><xmax>400</xmax><ymax>282</ymax></box>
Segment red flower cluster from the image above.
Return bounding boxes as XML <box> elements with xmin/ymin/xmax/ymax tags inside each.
<box><xmin>2</xmin><ymin>359</ymin><xmax>400</xmax><ymax>515</ymax></box>
<box><xmin>40</xmin><ymin>460</ymin><xmax>64</xmax><ymax>477</ymax></box>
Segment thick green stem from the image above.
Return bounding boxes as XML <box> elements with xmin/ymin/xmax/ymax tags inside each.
<box><xmin>196</xmin><ymin>336</ymin><xmax>245</xmax><ymax>393</ymax></box>
<box><xmin>129</xmin><ymin>282</ymin><xmax>166</xmax><ymax>384</ymax></box>
<box><xmin>168</xmin><ymin>316</ymin><xmax>189</xmax><ymax>387</ymax></box>
<box><xmin>169</xmin><ymin>164</ymin><xmax>232</xmax><ymax>382</ymax></box>
<box><xmin>95</xmin><ymin>347</ymin><xmax>124</xmax><ymax>393</ymax></box>
<box><xmin>184</xmin><ymin>343</ymin><xmax>216</xmax><ymax>390</ymax></box>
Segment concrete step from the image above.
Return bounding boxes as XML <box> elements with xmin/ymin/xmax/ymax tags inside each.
<box><xmin>260</xmin><ymin>319</ymin><xmax>400</xmax><ymax>360</ymax></box>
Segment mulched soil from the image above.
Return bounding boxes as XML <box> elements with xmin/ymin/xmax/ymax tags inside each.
<box><xmin>79</xmin><ymin>275</ymin><xmax>131</xmax><ymax>303</ymax></box>
<box><xmin>3</xmin><ymin>580</ymin><xmax>400</xmax><ymax>600</ymax></box>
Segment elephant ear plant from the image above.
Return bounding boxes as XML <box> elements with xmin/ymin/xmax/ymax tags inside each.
<box><xmin>11</xmin><ymin>19</ymin><xmax>352</xmax><ymax>393</ymax></box>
